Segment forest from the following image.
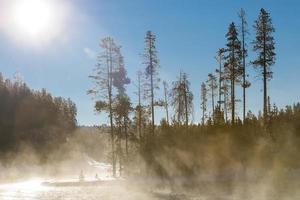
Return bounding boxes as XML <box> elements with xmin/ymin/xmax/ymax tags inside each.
<box><xmin>0</xmin><ymin>73</ymin><xmax>77</xmax><ymax>163</ymax></box>
<box><xmin>0</xmin><ymin>7</ymin><xmax>299</xmax><ymax>196</ymax></box>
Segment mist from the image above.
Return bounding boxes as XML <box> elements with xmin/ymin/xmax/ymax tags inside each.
<box><xmin>1</xmin><ymin>2</ymin><xmax>300</xmax><ymax>200</ymax></box>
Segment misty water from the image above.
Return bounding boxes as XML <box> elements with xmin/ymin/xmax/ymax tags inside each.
<box><xmin>0</xmin><ymin>179</ymin><xmax>197</xmax><ymax>200</ymax></box>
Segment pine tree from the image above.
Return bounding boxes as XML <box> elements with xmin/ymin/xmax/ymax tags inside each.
<box><xmin>238</xmin><ymin>8</ymin><xmax>251</xmax><ymax>122</ymax></box>
<box><xmin>252</xmin><ymin>8</ymin><xmax>276</xmax><ymax>121</ymax></box>
<box><xmin>143</xmin><ymin>31</ymin><xmax>160</xmax><ymax>135</ymax></box>
<box><xmin>224</xmin><ymin>22</ymin><xmax>243</xmax><ymax>124</ymax></box>
<box><xmin>215</xmin><ymin>48</ymin><xmax>225</xmax><ymax>109</ymax></box>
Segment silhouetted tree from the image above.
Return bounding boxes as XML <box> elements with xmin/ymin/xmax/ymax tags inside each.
<box><xmin>252</xmin><ymin>8</ymin><xmax>276</xmax><ymax>121</ymax></box>
<box><xmin>224</xmin><ymin>22</ymin><xmax>243</xmax><ymax>124</ymax></box>
<box><xmin>215</xmin><ymin>48</ymin><xmax>225</xmax><ymax>109</ymax></box>
<box><xmin>238</xmin><ymin>8</ymin><xmax>251</xmax><ymax>122</ymax></box>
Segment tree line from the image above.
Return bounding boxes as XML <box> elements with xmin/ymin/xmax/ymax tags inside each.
<box><xmin>0</xmin><ymin>73</ymin><xmax>77</xmax><ymax>163</ymax></box>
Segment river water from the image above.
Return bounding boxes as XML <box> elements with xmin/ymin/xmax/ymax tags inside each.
<box><xmin>1</xmin><ymin>179</ymin><xmax>295</xmax><ymax>200</ymax></box>
<box><xmin>0</xmin><ymin>179</ymin><xmax>202</xmax><ymax>200</ymax></box>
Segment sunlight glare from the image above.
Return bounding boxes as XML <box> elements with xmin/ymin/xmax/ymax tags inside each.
<box><xmin>12</xmin><ymin>0</ymin><xmax>54</xmax><ymax>38</ymax></box>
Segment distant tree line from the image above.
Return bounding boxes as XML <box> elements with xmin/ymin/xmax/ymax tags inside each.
<box><xmin>0</xmin><ymin>73</ymin><xmax>77</xmax><ymax>162</ymax></box>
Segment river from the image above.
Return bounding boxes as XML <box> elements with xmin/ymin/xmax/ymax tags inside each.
<box><xmin>0</xmin><ymin>179</ymin><xmax>202</xmax><ymax>200</ymax></box>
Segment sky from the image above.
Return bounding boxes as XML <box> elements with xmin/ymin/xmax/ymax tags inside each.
<box><xmin>0</xmin><ymin>0</ymin><xmax>299</xmax><ymax>125</ymax></box>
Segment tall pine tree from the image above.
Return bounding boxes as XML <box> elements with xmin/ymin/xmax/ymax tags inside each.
<box><xmin>238</xmin><ymin>8</ymin><xmax>251</xmax><ymax>122</ymax></box>
<box><xmin>143</xmin><ymin>31</ymin><xmax>160</xmax><ymax>135</ymax></box>
<box><xmin>252</xmin><ymin>8</ymin><xmax>276</xmax><ymax>121</ymax></box>
<box><xmin>224</xmin><ymin>22</ymin><xmax>243</xmax><ymax>124</ymax></box>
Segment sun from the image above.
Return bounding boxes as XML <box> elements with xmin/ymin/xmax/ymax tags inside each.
<box><xmin>12</xmin><ymin>0</ymin><xmax>55</xmax><ymax>38</ymax></box>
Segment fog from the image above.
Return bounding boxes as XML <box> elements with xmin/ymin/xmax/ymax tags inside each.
<box><xmin>0</xmin><ymin>123</ymin><xmax>299</xmax><ymax>200</ymax></box>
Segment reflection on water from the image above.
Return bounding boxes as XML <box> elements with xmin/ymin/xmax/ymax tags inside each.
<box><xmin>0</xmin><ymin>180</ymin><xmax>49</xmax><ymax>200</ymax></box>
<box><xmin>0</xmin><ymin>179</ymin><xmax>248</xmax><ymax>200</ymax></box>
<box><xmin>0</xmin><ymin>179</ymin><xmax>178</xmax><ymax>200</ymax></box>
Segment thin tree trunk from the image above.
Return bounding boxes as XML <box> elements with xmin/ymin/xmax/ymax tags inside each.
<box><xmin>138</xmin><ymin>73</ymin><xmax>142</xmax><ymax>142</ymax></box>
<box><xmin>163</xmin><ymin>82</ymin><xmax>170</xmax><ymax>125</ymax></box>
<box><xmin>218</xmin><ymin>56</ymin><xmax>222</xmax><ymax>109</ymax></box>
<box><xmin>263</xmin><ymin>31</ymin><xmax>268</xmax><ymax>122</ymax></box>
<box><xmin>212</xmin><ymin>80</ymin><xmax>215</xmax><ymax>122</ymax></box>
<box><xmin>242</xmin><ymin>19</ymin><xmax>246</xmax><ymax>122</ymax></box>
<box><xmin>107</xmin><ymin>45</ymin><xmax>116</xmax><ymax>177</ymax></box>
<box><xmin>124</xmin><ymin>117</ymin><xmax>128</xmax><ymax>158</ymax></box>
<box><xmin>149</xmin><ymin>40</ymin><xmax>155</xmax><ymax>135</ymax></box>
<box><xmin>231</xmin><ymin>50</ymin><xmax>235</xmax><ymax>124</ymax></box>
<box><xmin>184</xmin><ymin>80</ymin><xmax>189</xmax><ymax>127</ymax></box>
<box><xmin>224</xmin><ymin>90</ymin><xmax>228</xmax><ymax>123</ymax></box>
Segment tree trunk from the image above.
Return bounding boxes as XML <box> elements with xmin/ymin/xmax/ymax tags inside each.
<box><xmin>231</xmin><ymin>48</ymin><xmax>235</xmax><ymax>124</ymax></box>
<box><xmin>263</xmin><ymin>31</ymin><xmax>268</xmax><ymax>122</ymax></box>
<box><xmin>164</xmin><ymin>83</ymin><xmax>170</xmax><ymax>125</ymax></box>
<box><xmin>149</xmin><ymin>41</ymin><xmax>155</xmax><ymax>135</ymax></box>
<box><xmin>108</xmin><ymin>45</ymin><xmax>116</xmax><ymax>177</ymax></box>
<box><xmin>212</xmin><ymin>84</ymin><xmax>215</xmax><ymax>123</ymax></box>
<box><xmin>184</xmin><ymin>81</ymin><xmax>189</xmax><ymax>127</ymax></box>
<box><xmin>242</xmin><ymin>19</ymin><xmax>246</xmax><ymax>122</ymax></box>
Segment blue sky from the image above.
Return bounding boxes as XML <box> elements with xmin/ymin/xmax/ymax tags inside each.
<box><xmin>0</xmin><ymin>0</ymin><xmax>299</xmax><ymax>125</ymax></box>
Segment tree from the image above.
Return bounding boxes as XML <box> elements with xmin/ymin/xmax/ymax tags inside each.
<box><xmin>135</xmin><ymin>71</ymin><xmax>143</xmax><ymax>142</ymax></box>
<box><xmin>224</xmin><ymin>22</ymin><xmax>243</xmax><ymax>124</ymax></box>
<box><xmin>221</xmin><ymin>81</ymin><xmax>230</xmax><ymax>123</ymax></box>
<box><xmin>200</xmin><ymin>82</ymin><xmax>208</xmax><ymax>125</ymax></box>
<box><xmin>143</xmin><ymin>31</ymin><xmax>160</xmax><ymax>135</ymax></box>
<box><xmin>215</xmin><ymin>48</ymin><xmax>225</xmax><ymax>110</ymax></box>
<box><xmin>252</xmin><ymin>8</ymin><xmax>276</xmax><ymax>121</ymax></box>
<box><xmin>112</xmin><ymin>49</ymin><xmax>131</xmax><ymax>175</ymax></box>
<box><xmin>88</xmin><ymin>37</ymin><xmax>120</xmax><ymax>177</ymax></box>
<box><xmin>113</xmin><ymin>93</ymin><xmax>131</xmax><ymax>175</ymax></box>
<box><xmin>206</xmin><ymin>73</ymin><xmax>218</xmax><ymax>123</ymax></box>
<box><xmin>171</xmin><ymin>71</ymin><xmax>193</xmax><ymax>126</ymax></box>
<box><xmin>238</xmin><ymin>8</ymin><xmax>251</xmax><ymax>122</ymax></box>
<box><xmin>163</xmin><ymin>81</ymin><xmax>170</xmax><ymax>125</ymax></box>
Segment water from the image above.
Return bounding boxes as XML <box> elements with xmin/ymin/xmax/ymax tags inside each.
<box><xmin>0</xmin><ymin>180</ymin><xmax>196</xmax><ymax>200</ymax></box>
